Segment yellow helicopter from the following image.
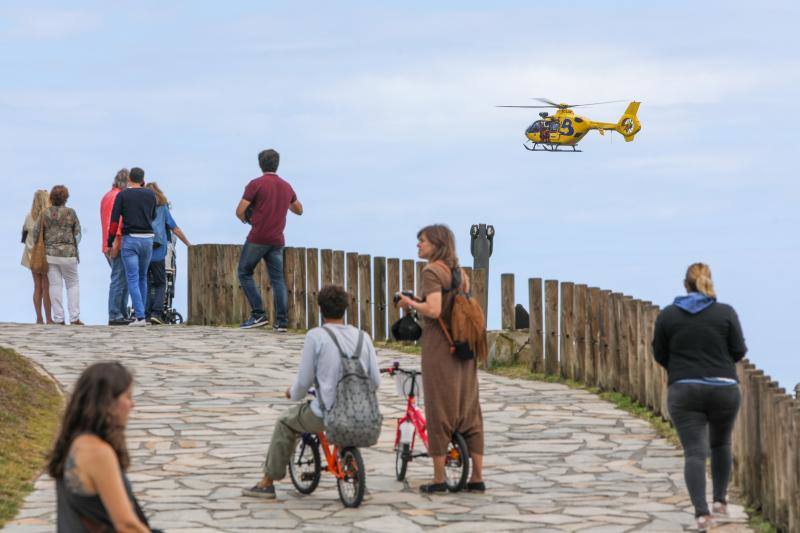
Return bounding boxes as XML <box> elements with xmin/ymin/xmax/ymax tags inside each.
<box><xmin>497</xmin><ymin>98</ymin><xmax>641</xmax><ymax>152</ymax></box>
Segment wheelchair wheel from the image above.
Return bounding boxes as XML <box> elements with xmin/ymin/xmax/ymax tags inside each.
<box><xmin>337</xmin><ymin>447</ymin><xmax>366</xmax><ymax>508</ymax></box>
<box><xmin>173</xmin><ymin>311</ymin><xmax>183</xmax><ymax>324</ymax></box>
<box><xmin>395</xmin><ymin>443</ymin><xmax>410</xmax><ymax>481</ymax></box>
<box><xmin>444</xmin><ymin>432</ymin><xmax>469</xmax><ymax>492</ymax></box>
<box><xmin>289</xmin><ymin>434</ymin><xmax>321</xmax><ymax>494</ymax></box>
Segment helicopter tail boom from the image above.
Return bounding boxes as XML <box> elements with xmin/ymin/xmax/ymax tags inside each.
<box><xmin>616</xmin><ymin>101</ymin><xmax>641</xmax><ymax>142</ymax></box>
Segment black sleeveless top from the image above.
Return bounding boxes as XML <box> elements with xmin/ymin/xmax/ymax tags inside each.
<box><xmin>56</xmin><ymin>469</ymin><xmax>150</xmax><ymax>532</ymax></box>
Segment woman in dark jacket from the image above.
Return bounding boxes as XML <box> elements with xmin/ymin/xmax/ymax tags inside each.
<box><xmin>652</xmin><ymin>263</ymin><xmax>747</xmax><ymax>531</ymax></box>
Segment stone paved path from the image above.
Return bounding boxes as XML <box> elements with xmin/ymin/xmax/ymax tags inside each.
<box><xmin>1</xmin><ymin>323</ymin><xmax>751</xmax><ymax>532</ymax></box>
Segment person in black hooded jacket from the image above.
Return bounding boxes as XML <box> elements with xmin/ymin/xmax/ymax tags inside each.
<box><xmin>652</xmin><ymin>262</ymin><xmax>746</xmax><ymax>531</ymax></box>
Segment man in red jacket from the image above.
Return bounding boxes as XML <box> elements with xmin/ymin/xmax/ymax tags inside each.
<box><xmin>100</xmin><ymin>168</ymin><xmax>130</xmax><ymax>325</ymax></box>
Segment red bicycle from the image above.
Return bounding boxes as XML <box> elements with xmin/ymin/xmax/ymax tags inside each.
<box><xmin>380</xmin><ymin>361</ymin><xmax>469</xmax><ymax>491</ymax></box>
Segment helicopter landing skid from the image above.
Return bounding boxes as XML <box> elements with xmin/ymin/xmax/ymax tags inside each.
<box><xmin>524</xmin><ymin>141</ymin><xmax>581</xmax><ymax>153</ymax></box>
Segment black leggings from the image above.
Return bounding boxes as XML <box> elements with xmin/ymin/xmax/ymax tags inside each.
<box><xmin>667</xmin><ymin>383</ymin><xmax>741</xmax><ymax>517</ymax></box>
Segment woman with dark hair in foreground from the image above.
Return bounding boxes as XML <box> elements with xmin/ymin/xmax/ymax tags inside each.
<box><xmin>48</xmin><ymin>362</ymin><xmax>155</xmax><ymax>532</ymax></box>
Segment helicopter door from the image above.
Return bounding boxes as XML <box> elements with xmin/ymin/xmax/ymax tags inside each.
<box><xmin>547</xmin><ymin>120</ymin><xmax>560</xmax><ymax>142</ymax></box>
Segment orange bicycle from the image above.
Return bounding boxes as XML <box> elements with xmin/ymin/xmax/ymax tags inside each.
<box><xmin>288</xmin><ymin>396</ymin><xmax>366</xmax><ymax>507</ymax></box>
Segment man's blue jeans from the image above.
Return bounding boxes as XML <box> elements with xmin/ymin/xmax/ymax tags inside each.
<box><xmin>237</xmin><ymin>241</ymin><xmax>288</xmax><ymax>327</ymax></box>
<box><xmin>107</xmin><ymin>254</ymin><xmax>129</xmax><ymax>321</ymax></box>
<box><xmin>121</xmin><ymin>236</ymin><xmax>153</xmax><ymax>320</ymax></box>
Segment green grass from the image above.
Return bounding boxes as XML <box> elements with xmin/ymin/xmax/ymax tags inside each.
<box><xmin>374</xmin><ymin>340</ymin><xmax>422</xmax><ymax>356</ymax></box>
<box><xmin>0</xmin><ymin>347</ymin><xmax>62</xmax><ymax>527</ymax></box>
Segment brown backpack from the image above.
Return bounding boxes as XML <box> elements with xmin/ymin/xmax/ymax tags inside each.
<box><xmin>429</xmin><ymin>261</ymin><xmax>487</xmax><ymax>362</ymax></box>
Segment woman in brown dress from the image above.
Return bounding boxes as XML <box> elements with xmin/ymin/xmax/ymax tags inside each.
<box><xmin>396</xmin><ymin>224</ymin><xmax>485</xmax><ymax>494</ymax></box>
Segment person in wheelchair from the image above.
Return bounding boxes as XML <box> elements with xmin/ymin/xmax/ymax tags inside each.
<box><xmin>242</xmin><ymin>285</ymin><xmax>381</xmax><ymax>499</ymax></box>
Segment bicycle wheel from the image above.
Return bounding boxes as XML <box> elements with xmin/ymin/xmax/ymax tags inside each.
<box><xmin>337</xmin><ymin>447</ymin><xmax>366</xmax><ymax>508</ymax></box>
<box><xmin>289</xmin><ymin>434</ymin><xmax>321</xmax><ymax>494</ymax></box>
<box><xmin>395</xmin><ymin>443</ymin><xmax>411</xmax><ymax>481</ymax></box>
<box><xmin>444</xmin><ymin>432</ymin><xmax>470</xmax><ymax>492</ymax></box>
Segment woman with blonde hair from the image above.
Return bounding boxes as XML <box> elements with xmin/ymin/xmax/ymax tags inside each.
<box><xmin>21</xmin><ymin>189</ymin><xmax>53</xmax><ymax>323</ymax></box>
<box><xmin>396</xmin><ymin>224</ymin><xmax>485</xmax><ymax>494</ymax></box>
<box><xmin>143</xmin><ymin>182</ymin><xmax>190</xmax><ymax>324</ymax></box>
<box><xmin>31</xmin><ymin>185</ymin><xmax>83</xmax><ymax>325</ymax></box>
<box><xmin>652</xmin><ymin>263</ymin><xmax>747</xmax><ymax>531</ymax></box>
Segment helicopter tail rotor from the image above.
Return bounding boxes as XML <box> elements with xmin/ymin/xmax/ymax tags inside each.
<box><xmin>615</xmin><ymin>101</ymin><xmax>641</xmax><ymax>141</ymax></box>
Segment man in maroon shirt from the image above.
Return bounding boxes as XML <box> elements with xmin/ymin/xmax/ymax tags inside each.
<box><xmin>235</xmin><ymin>149</ymin><xmax>303</xmax><ymax>330</ymax></box>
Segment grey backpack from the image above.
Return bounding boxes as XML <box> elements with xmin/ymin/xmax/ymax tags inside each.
<box><xmin>318</xmin><ymin>327</ymin><xmax>382</xmax><ymax>448</ymax></box>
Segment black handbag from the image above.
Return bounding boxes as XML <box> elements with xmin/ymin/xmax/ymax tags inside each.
<box><xmin>391</xmin><ymin>312</ymin><xmax>422</xmax><ymax>341</ymax></box>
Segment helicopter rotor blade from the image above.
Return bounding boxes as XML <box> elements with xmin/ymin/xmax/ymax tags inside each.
<box><xmin>532</xmin><ymin>98</ymin><xmax>561</xmax><ymax>107</ymax></box>
<box><xmin>496</xmin><ymin>105</ymin><xmax>554</xmax><ymax>109</ymax></box>
<box><xmin>567</xmin><ymin>99</ymin><xmax>628</xmax><ymax>108</ymax></box>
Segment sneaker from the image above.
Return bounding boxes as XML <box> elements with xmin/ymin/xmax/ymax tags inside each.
<box><xmin>109</xmin><ymin>318</ymin><xmax>130</xmax><ymax>326</ymax></box>
<box><xmin>240</xmin><ymin>315</ymin><xmax>268</xmax><ymax>329</ymax></box>
<box><xmin>242</xmin><ymin>484</ymin><xmax>276</xmax><ymax>499</ymax></box>
<box><xmin>273</xmin><ymin>324</ymin><xmax>288</xmax><ymax>333</ymax></box>
<box><xmin>149</xmin><ymin>315</ymin><xmax>165</xmax><ymax>325</ymax></box>
<box><xmin>712</xmin><ymin>501</ymin><xmax>728</xmax><ymax>516</ymax></box>
<box><xmin>696</xmin><ymin>515</ymin><xmax>715</xmax><ymax>532</ymax></box>
<box><xmin>128</xmin><ymin>319</ymin><xmax>147</xmax><ymax>327</ymax></box>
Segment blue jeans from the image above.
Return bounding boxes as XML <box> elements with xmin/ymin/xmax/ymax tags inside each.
<box><xmin>237</xmin><ymin>241</ymin><xmax>288</xmax><ymax>327</ymax></box>
<box><xmin>107</xmin><ymin>254</ymin><xmax>129</xmax><ymax>320</ymax></box>
<box><xmin>121</xmin><ymin>236</ymin><xmax>153</xmax><ymax>319</ymax></box>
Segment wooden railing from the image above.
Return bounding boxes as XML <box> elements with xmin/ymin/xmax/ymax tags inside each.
<box><xmin>501</xmin><ymin>273</ymin><xmax>800</xmax><ymax>532</ymax></box>
<box><xmin>186</xmin><ymin>244</ymin><xmax>488</xmax><ymax>339</ymax></box>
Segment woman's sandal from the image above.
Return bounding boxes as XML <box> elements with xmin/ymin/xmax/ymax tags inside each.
<box><xmin>466</xmin><ymin>481</ymin><xmax>486</xmax><ymax>492</ymax></box>
<box><xmin>419</xmin><ymin>482</ymin><xmax>448</xmax><ymax>494</ymax></box>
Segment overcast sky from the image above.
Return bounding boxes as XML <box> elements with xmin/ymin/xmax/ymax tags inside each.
<box><xmin>2</xmin><ymin>1</ymin><xmax>798</xmax><ymax>390</ymax></box>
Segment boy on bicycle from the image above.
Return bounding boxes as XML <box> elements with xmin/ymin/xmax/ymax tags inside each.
<box><xmin>242</xmin><ymin>284</ymin><xmax>381</xmax><ymax>499</ymax></box>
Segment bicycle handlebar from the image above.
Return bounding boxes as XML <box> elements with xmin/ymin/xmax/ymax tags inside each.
<box><xmin>379</xmin><ymin>361</ymin><xmax>421</xmax><ymax>376</ymax></box>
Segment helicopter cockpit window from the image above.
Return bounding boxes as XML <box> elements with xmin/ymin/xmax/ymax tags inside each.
<box><xmin>549</xmin><ymin>121</ymin><xmax>560</xmax><ymax>132</ymax></box>
<box><xmin>526</xmin><ymin>120</ymin><xmax>546</xmax><ymax>134</ymax></box>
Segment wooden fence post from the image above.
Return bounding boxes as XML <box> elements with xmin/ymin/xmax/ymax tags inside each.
<box><xmin>597</xmin><ymin>290</ymin><xmax>612</xmax><ymax>391</ymax></box>
<box><xmin>416</xmin><ymin>261</ymin><xmax>426</xmax><ymax>298</ymax></box>
<box><xmin>283</xmin><ymin>247</ymin><xmax>297</xmax><ymax>329</ymax></box>
<box><xmin>586</xmin><ymin>287</ymin><xmax>600</xmax><ymax>387</ymax></box>
<box><xmin>346</xmin><ymin>252</ymin><xmax>358</xmax><ymax>327</ymax></box>
<box><xmin>623</xmin><ymin>297</ymin><xmax>639</xmax><ymax>403</ymax></box>
<box><xmin>332</xmin><ymin>250</ymin><xmax>345</xmax><ymax>287</ymax></box>
<box><xmin>501</xmin><ymin>274</ymin><xmax>515</xmax><ymax>330</ymax></box>
<box><xmin>636</xmin><ymin>300</ymin><xmax>647</xmax><ymax>404</ymax></box>
<box><xmin>358</xmin><ymin>254</ymin><xmax>372</xmax><ymax>335</ymax></box>
<box><xmin>545</xmin><ymin>280</ymin><xmax>559</xmax><ymax>376</ymax></box>
<box><xmin>320</xmin><ymin>249</ymin><xmax>333</xmax><ymax>287</ymax></box>
<box><xmin>560</xmin><ymin>282</ymin><xmax>575</xmax><ymax>380</ymax></box>
<box><xmin>374</xmin><ymin>257</ymin><xmax>387</xmax><ymax>341</ymax></box>
<box><xmin>529</xmin><ymin>278</ymin><xmax>544</xmax><ymax>373</ymax></box>
<box><xmin>574</xmin><ymin>284</ymin><xmax>588</xmax><ymax>382</ymax></box>
<box><xmin>387</xmin><ymin>258</ymin><xmax>400</xmax><ymax>338</ymax></box>
<box><xmin>296</xmin><ymin>247</ymin><xmax>307</xmax><ymax>330</ymax></box>
<box><xmin>401</xmin><ymin>260</ymin><xmax>415</xmax><ymax>316</ymax></box>
<box><xmin>307</xmin><ymin>248</ymin><xmax>319</xmax><ymax>329</ymax></box>
<box><xmin>472</xmin><ymin>269</ymin><xmax>488</xmax><ymax>322</ymax></box>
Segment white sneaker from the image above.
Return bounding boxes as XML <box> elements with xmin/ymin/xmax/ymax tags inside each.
<box><xmin>712</xmin><ymin>502</ymin><xmax>728</xmax><ymax>516</ymax></box>
<box><xmin>696</xmin><ymin>515</ymin><xmax>715</xmax><ymax>531</ymax></box>
<box><xmin>128</xmin><ymin>319</ymin><xmax>147</xmax><ymax>327</ymax></box>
